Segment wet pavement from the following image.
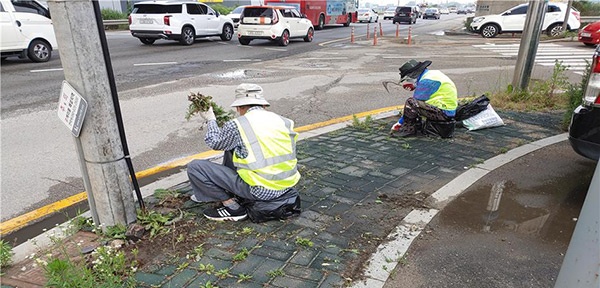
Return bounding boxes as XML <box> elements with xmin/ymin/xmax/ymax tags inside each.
<box><xmin>384</xmin><ymin>141</ymin><xmax>596</xmax><ymax>288</ymax></box>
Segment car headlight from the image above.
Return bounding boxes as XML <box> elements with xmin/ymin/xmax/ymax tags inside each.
<box><xmin>472</xmin><ymin>17</ymin><xmax>484</xmax><ymax>24</ymax></box>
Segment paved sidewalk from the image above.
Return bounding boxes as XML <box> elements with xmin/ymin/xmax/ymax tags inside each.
<box><xmin>0</xmin><ymin>109</ymin><xmax>565</xmax><ymax>287</ymax></box>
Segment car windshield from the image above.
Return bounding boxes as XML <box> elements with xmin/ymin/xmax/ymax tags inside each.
<box><xmin>426</xmin><ymin>9</ymin><xmax>436</xmax><ymax>12</ymax></box>
<box><xmin>132</xmin><ymin>4</ymin><xmax>182</xmax><ymax>14</ymax></box>
<box><xmin>397</xmin><ymin>7</ymin><xmax>412</xmax><ymax>12</ymax></box>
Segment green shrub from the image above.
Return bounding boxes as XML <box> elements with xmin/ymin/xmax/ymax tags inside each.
<box><xmin>562</xmin><ymin>62</ymin><xmax>591</xmax><ymax>130</ymax></box>
<box><xmin>573</xmin><ymin>0</ymin><xmax>600</xmax><ymax>16</ymax></box>
<box><xmin>101</xmin><ymin>8</ymin><xmax>127</xmax><ymax>20</ymax></box>
<box><xmin>209</xmin><ymin>4</ymin><xmax>234</xmax><ymax>15</ymax></box>
<box><xmin>0</xmin><ymin>240</ymin><xmax>13</xmax><ymax>272</ymax></box>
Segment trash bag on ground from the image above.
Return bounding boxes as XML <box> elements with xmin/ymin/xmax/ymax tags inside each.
<box><xmin>455</xmin><ymin>95</ymin><xmax>490</xmax><ymax>121</ymax></box>
<box><xmin>242</xmin><ymin>188</ymin><xmax>301</xmax><ymax>223</ymax></box>
<box><xmin>462</xmin><ymin>104</ymin><xmax>504</xmax><ymax>131</ymax></box>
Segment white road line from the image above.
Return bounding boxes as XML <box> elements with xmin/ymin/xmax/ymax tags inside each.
<box><xmin>222</xmin><ymin>59</ymin><xmax>260</xmax><ymax>62</ymax></box>
<box><xmin>303</xmin><ymin>57</ymin><xmax>348</xmax><ymax>60</ymax></box>
<box><xmin>30</xmin><ymin>68</ymin><xmax>63</xmax><ymax>73</ymax></box>
<box><xmin>264</xmin><ymin>48</ymin><xmax>287</xmax><ymax>51</ymax></box>
<box><xmin>133</xmin><ymin>62</ymin><xmax>177</xmax><ymax>66</ymax></box>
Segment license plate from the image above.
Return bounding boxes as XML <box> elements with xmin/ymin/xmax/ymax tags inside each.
<box><xmin>139</xmin><ymin>19</ymin><xmax>153</xmax><ymax>24</ymax></box>
<box><xmin>581</xmin><ymin>32</ymin><xmax>592</xmax><ymax>37</ymax></box>
<box><xmin>399</xmin><ymin>13</ymin><xmax>406</xmax><ymax>16</ymax></box>
<box><xmin>248</xmin><ymin>31</ymin><xmax>262</xmax><ymax>36</ymax></box>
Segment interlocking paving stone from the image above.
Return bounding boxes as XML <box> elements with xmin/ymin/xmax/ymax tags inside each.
<box><xmin>161</xmin><ymin>268</ymin><xmax>197</xmax><ymax>288</ymax></box>
<box><xmin>135</xmin><ymin>272</ymin><xmax>166</xmax><ymax>286</ymax></box>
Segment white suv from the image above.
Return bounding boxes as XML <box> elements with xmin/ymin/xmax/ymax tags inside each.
<box><xmin>237</xmin><ymin>5</ymin><xmax>314</xmax><ymax>46</ymax></box>
<box><xmin>128</xmin><ymin>0</ymin><xmax>234</xmax><ymax>45</ymax></box>
<box><xmin>470</xmin><ymin>3</ymin><xmax>580</xmax><ymax>38</ymax></box>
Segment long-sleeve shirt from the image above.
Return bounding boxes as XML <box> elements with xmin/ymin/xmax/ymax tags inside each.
<box><xmin>204</xmin><ymin>106</ymin><xmax>291</xmax><ymax>200</ymax></box>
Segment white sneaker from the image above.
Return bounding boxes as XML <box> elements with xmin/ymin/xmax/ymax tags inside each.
<box><xmin>190</xmin><ymin>194</ymin><xmax>201</xmax><ymax>203</ymax></box>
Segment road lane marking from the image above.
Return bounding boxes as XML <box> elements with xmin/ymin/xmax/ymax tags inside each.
<box><xmin>133</xmin><ymin>62</ymin><xmax>178</xmax><ymax>66</ymax></box>
<box><xmin>223</xmin><ymin>59</ymin><xmax>261</xmax><ymax>62</ymax></box>
<box><xmin>30</xmin><ymin>68</ymin><xmax>63</xmax><ymax>73</ymax></box>
<box><xmin>264</xmin><ymin>48</ymin><xmax>287</xmax><ymax>51</ymax></box>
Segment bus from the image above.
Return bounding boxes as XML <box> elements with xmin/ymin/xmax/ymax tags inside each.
<box><xmin>263</xmin><ymin>0</ymin><xmax>358</xmax><ymax>30</ymax></box>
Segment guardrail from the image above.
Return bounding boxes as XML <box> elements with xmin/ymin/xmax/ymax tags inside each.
<box><xmin>103</xmin><ymin>19</ymin><xmax>128</xmax><ymax>27</ymax></box>
<box><xmin>581</xmin><ymin>16</ymin><xmax>600</xmax><ymax>23</ymax></box>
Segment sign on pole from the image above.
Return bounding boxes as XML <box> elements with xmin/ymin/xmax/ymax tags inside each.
<box><xmin>57</xmin><ymin>80</ymin><xmax>88</xmax><ymax>137</ymax></box>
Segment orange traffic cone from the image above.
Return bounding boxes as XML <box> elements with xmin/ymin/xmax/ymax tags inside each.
<box><xmin>373</xmin><ymin>27</ymin><xmax>377</xmax><ymax>46</ymax></box>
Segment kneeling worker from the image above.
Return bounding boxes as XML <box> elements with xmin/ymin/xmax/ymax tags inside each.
<box><xmin>392</xmin><ymin>59</ymin><xmax>458</xmax><ymax>137</ymax></box>
<box><xmin>187</xmin><ymin>83</ymin><xmax>301</xmax><ymax>221</ymax></box>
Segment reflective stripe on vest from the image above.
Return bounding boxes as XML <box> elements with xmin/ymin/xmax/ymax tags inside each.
<box><xmin>233</xmin><ymin>110</ymin><xmax>300</xmax><ymax>190</ymax></box>
<box><xmin>421</xmin><ymin>70</ymin><xmax>458</xmax><ymax>114</ymax></box>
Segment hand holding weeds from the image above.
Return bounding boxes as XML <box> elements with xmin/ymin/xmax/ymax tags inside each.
<box><xmin>185</xmin><ymin>92</ymin><xmax>235</xmax><ymax>126</ymax></box>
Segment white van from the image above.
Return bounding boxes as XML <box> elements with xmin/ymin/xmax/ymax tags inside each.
<box><xmin>1</xmin><ymin>0</ymin><xmax>58</xmax><ymax>62</ymax></box>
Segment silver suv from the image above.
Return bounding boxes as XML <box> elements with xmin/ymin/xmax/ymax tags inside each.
<box><xmin>128</xmin><ymin>0</ymin><xmax>234</xmax><ymax>45</ymax></box>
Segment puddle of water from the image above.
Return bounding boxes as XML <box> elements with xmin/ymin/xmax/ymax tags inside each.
<box><xmin>439</xmin><ymin>161</ymin><xmax>594</xmax><ymax>245</ymax></box>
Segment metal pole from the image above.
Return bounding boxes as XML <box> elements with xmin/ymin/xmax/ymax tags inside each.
<box><xmin>512</xmin><ymin>0</ymin><xmax>548</xmax><ymax>91</ymax></box>
<box><xmin>561</xmin><ymin>0</ymin><xmax>573</xmax><ymax>36</ymax></box>
<box><xmin>47</xmin><ymin>0</ymin><xmax>137</xmax><ymax>229</ymax></box>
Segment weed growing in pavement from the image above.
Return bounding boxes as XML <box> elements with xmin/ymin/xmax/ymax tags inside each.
<box><xmin>237</xmin><ymin>273</ymin><xmax>253</xmax><ymax>283</ymax></box>
<box><xmin>154</xmin><ymin>188</ymin><xmax>182</xmax><ymax>203</ymax></box>
<box><xmin>267</xmin><ymin>268</ymin><xmax>285</xmax><ymax>278</ymax></box>
<box><xmin>232</xmin><ymin>247</ymin><xmax>250</xmax><ymax>262</ymax></box>
<box><xmin>186</xmin><ymin>244</ymin><xmax>205</xmax><ymax>261</ymax></box>
<box><xmin>350</xmin><ymin>115</ymin><xmax>374</xmax><ymax>132</ymax></box>
<box><xmin>238</xmin><ymin>227</ymin><xmax>254</xmax><ymax>236</ymax></box>
<box><xmin>41</xmin><ymin>244</ymin><xmax>137</xmax><ymax>287</ymax></box>
<box><xmin>136</xmin><ymin>210</ymin><xmax>174</xmax><ymax>238</ymax></box>
<box><xmin>198</xmin><ymin>263</ymin><xmax>216</xmax><ymax>274</ymax></box>
<box><xmin>401</xmin><ymin>143</ymin><xmax>411</xmax><ymax>149</ymax></box>
<box><xmin>491</xmin><ymin>61</ymin><xmax>572</xmax><ymax>111</ymax></box>
<box><xmin>295</xmin><ymin>237</ymin><xmax>314</xmax><ymax>248</ymax></box>
<box><xmin>104</xmin><ymin>223</ymin><xmax>127</xmax><ymax>240</ymax></box>
<box><xmin>498</xmin><ymin>147</ymin><xmax>509</xmax><ymax>154</ymax></box>
<box><xmin>215</xmin><ymin>268</ymin><xmax>232</xmax><ymax>279</ymax></box>
<box><xmin>199</xmin><ymin>281</ymin><xmax>218</xmax><ymax>288</ymax></box>
<box><xmin>562</xmin><ymin>61</ymin><xmax>591</xmax><ymax>129</ymax></box>
<box><xmin>398</xmin><ymin>254</ymin><xmax>409</xmax><ymax>266</ymax></box>
<box><xmin>0</xmin><ymin>240</ymin><xmax>13</xmax><ymax>273</ymax></box>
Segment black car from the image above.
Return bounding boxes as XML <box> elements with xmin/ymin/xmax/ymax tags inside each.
<box><xmin>569</xmin><ymin>45</ymin><xmax>600</xmax><ymax>161</ymax></box>
<box><xmin>393</xmin><ymin>6</ymin><xmax>418</xmax><ymax>24</ymax></box>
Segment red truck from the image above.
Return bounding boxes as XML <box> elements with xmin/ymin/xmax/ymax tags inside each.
<box><xmin>264</xmin><ymin>0</ymin><xmax>358</xmax><ymax>30</ymax></box>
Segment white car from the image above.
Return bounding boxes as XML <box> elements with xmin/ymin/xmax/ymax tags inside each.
<box><xmin>227</xmin><ymin>5</ymin><xmax>246</xmax><ymax>28</ymax></box>
<box><xmin>383</xmin><ymin>7</ymin><xmax>395</xmax><ymax>20</ymax></box>
<box><xmin>237</xmin><ymin>5</ymin><xmax>314</xmax><ymax>46</ymax></box>
<box><xmin>357</xmin><ymin>8</ymin><xmax>379</xmax><ymax>23</ymax></box>
<box><xmin>129</xmin><ymin>0</ymin><xmax>235</xmax><ymax>45</ymax></box>
<box><xmin>0</xmin><ymin>0</ymin><xmax>57</xmax><ymax>62</ymax></box>
<box><xmin>470</xmin><ymin>2</ymin><xmax>581</xmax><ymax>38</ymax></box>
<box><xmin>439</xmin><ymin>8</ymin><xmax>450</xmax><ymax>15</ymax></box>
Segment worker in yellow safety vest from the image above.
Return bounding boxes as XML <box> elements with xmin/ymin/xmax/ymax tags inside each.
<box><xmin>188</xmin><ymin>83</ymin><xmax>301</xmax><ymax>222</ymax></box>
<box><xmin>391</xmin><ymin>59</ymin><xmax>458</xmax><ymax>138</ymax></box>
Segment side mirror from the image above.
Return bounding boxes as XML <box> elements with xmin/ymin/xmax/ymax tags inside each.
<box><xmin>502</xmin><ymin>11</ymin><xmax>511</xmax><ymax>16</ymax></box>
<box><xmin>216</xmin><ymin>11</ymin><xmax>220</xmax><ymax>17</ymax></box>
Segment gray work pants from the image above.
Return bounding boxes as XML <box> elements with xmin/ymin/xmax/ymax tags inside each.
<box><xmin>187</xmin><ymin>151</ymin><xmax>257</xmax><ymax>202</ymax></box>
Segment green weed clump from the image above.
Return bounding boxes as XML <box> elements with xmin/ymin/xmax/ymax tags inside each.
<box><xmin>101</xmin><ymin>8</ymin><xmax>127</xmax><ymax>20</ymax></box>
<box><xmin>562</xmin><ymin>62</ymin><xmax>591</xmax><ymax>130</ymax></box>
<box><xmin>0</xmin><ymin>240</ymin><xmax>13</xmax><ymax>273</ymax></box>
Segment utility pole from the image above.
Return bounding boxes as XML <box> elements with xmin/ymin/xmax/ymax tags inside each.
<box><xmin>561</xmin><ymin>0</ymin><xmax>573</xmax><ymax>36</ymax></box>
<box><xmin>47</xmin><ymin>0</ymin><xmax>137</xmax><ymax>228</ymax></box>
<box><xmin>512</xmin><ymin>0</ymin><xmax>548</xmax><ymax>91</ymax></box>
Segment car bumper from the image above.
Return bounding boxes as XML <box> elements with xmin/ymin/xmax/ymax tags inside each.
<box><xmin>578</xmin><ymin>33</ymin><xmax>600</xmax><ymax>45</ymax></box>
<box><xmin>569</xmin><ymin>105</ymin><xmax>600</xmax><ymax>161</ymax></box>
<box><xmin>131</xmin><ymin>30</ymin><xmax>180</xmax><ymax>40</ymax></box>
<box><xmin>393</xmin><ymin>17</ymin><xmax>413</xmax><ymax>22</ymax></box>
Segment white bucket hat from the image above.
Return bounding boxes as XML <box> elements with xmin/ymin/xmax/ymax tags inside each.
<box><xmin>230</xmin><ymin>83</ymin><xmax>270</xmax><ymax>107</ymax></box>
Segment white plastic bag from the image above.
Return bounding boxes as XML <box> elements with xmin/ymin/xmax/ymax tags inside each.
<box><xmin>462</xmin><ymin>104</ymin><xmax>504</xmax><ymax>131</ymax></box>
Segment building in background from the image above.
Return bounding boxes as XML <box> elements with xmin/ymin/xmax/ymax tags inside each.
<box><xmin>98</xmin><ymin>0</ymin><xmax>264</xmax><ymax>14</ymax></box>
<box><xmin>474</xmin><ymin>0</ymin><xmax>523</xmax><ymax>16</ymax></box>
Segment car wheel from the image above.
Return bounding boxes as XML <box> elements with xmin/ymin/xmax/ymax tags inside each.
<box><xmin>239</xmin><ymin>38</ymin><xmax>251</xmax><ymax>45</ymax></box>
<box><xmin>304</xmin><ymin>27</ymin><xmax>314</xmax><ymax>42</ymax></box>
<box><xmin>279</xmin><ymin>30</ymin><xmax>290</xmax><ymax>46</ymax></box>
<box><xmin>547</xmin><ymin>23</ymin><xmax>563</xmax><ymax>37</ymax></box>
<box><xmin>317</xmin><ymin>14</ymin><xmax>325</xmax><ymax>30</ymax></box>
<box><xmin>369</xmin><ymin>17</ymin><xmax>372</xmax><ymax>23</ymax></box>
<box><xmin>27</xmin><ymin>39</ymin><xmax>51</xmax><ymax>62</ymax></box>
<box><xmin>392</xmin><ymin>20</ymin><xmax>396</xmax><ymax>24</ymax></box>
<box><xmin>375</xmin><ymin>16</ymin><xmax>378</xmax><ymax>23</ymax></box>
<box><xmin>584</xmin><ymin>43</ymin><xmax>596</xmax><ymax>47</ymax></box>
<box><xmin>220</xmin><ymin>24</ymin><xmax>234</xmax><ymax>41</ymax></box>
<box><xmin>343</xmin><ymin>13</ymin><xmax>351</xmax><ymax>27</ymax></box>
<box><xmin>139</xmin><ymin>38</ymin><xmax>156</xmax><ymax>45</ymax></box>
<box><xmin>180</xmin><ymin>26</ymin><xmax>195</xmax><ymax>45</ymax></box>
<box><xmin>480</xmin><ymin>23</ymin><xmax>499</xmax><ymax>38</ymax></box>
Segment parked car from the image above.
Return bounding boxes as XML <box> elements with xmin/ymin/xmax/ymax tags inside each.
<box><xmin>237</xmin><ymin>5</ymin><xmax>314</xmax><ymax>46</ymax></box>
<box><xmin>357</xmin><ymin>8</ymin><xmax>378</xmax><ymax>23</ymax></box>
<box><xmin>470</xmin><ymin>3</ymin><xmax>580</xmax><ymax>38</ymax></box>
<box><xmin>383</xmin><ymin>7</ymin><xmax>396</xmax><ymax>20</ymax></box>
<box><xmin>227</xmin><ymin>5</ymin><xmax>247</xmax><ymax>28</ymax></box>
<box><xmin>439</xmin><ymin>8</ymin><xmax>450</xmax><ymax>15</ymax></box>
<box><xmin>423</xmin><ymin>8</ymin><xmax>440</xmax><ymax>20</ymax></box>
<box><xmin>457</xmin><ymin>8</ymin><xmax>468</xmax><ymax>14</ymax></box>
<box><xmin>578</xmin><ymin>21</ymin><xmax>600</xmax><ymax>47</ymax></box>
<box><xmin>569</xmin><ymin>45</ymin><xmax>600</xmax><ymax>161</ymax></box>
<box><xmin>0</xmin><ymin>0</ymin><xmax>57</xmax><ymax>62</ymax></box>
<box><xmin>393</xmin><ymin>6</ymin><xmax>418</xmax><ymax>24</ymax></box>
<box><xmin>128</xmin><ymin>0</ymin><xmax>235</xmax><ymax>45</ymax></box>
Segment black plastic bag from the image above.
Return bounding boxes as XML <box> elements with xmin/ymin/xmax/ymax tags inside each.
<box><xmin>242</xmin><ymin>188</ymin><xmax>301</xmax><ymax>223</ymax></box>
<box><xmin>424</xmin><ymin>119</ymin><xmax>456</xmax><ymax>138</ymax></box>
<box><xmin>455</xmin><ymin>95</ymin><xmax>490</xmax><ymax>121</ymax></box>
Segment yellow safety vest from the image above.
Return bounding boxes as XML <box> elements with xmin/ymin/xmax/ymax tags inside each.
<box><xmin>233</xmin><ymin>109</ymin><xmax>300</xmax><ymax>190</ymax></box>
<box><xmin>420</xmin><ymin>70</ymin><xmax>458</xmax><ymax>114</ymax></box>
